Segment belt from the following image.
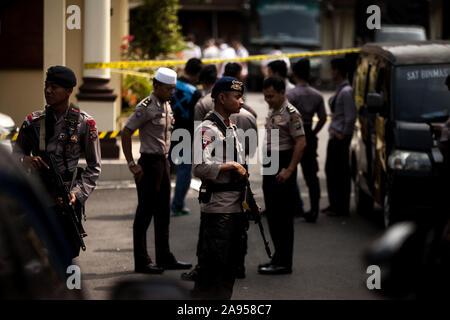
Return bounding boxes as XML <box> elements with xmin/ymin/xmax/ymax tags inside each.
<box><xmin>209</xmin><ymin>183</ymin><xmax>245</xmax><ymax>193</ymax></box>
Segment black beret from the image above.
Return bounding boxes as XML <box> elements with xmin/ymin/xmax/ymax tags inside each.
<box><xmin>211</xmin><ymin>76</ymin><xmax>245</xmax><ymax>99</ymax></box>
<box><xmin>46</xmin><ymin>66</ymin><xmax>77</xmax><ymax>88</ymax></box>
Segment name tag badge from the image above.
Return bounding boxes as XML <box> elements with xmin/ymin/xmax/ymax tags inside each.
<box><xmin>274</xmin><ymin>115</ymin><xmax>282</xmax><ymax>124</ymax></box>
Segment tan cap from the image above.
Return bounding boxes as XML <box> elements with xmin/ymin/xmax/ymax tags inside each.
<box><xmin>154</xmin><ymin>67</ymin><xmax>177</xmax><ymax>85</ymax></box>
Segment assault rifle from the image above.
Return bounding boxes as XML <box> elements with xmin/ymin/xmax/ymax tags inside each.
<box><xmin>27</xmin><ymin>124</ymin><xmax>87</xmax><ymax>251</ymax></box>
<box><xmin>46</xmin><ymin>153</ymin><xmax>87</xmax><ymax>251</ymax></box>
<box><xmin>241</xmin><ymin>181</ymin><xmax>272</xmax><ymax>259</ymax></box>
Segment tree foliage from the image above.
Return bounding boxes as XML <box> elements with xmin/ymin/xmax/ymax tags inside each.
<box><xmin>130</xmin><ymin>0</ymin><xmax>186</xmax><ymax>59</ymax></box>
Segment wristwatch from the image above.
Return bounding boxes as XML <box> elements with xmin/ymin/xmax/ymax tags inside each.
<box><xmin>128</xmin><ymin>160</ymin><xmax>137</xmax><ymax>168</ymax></box>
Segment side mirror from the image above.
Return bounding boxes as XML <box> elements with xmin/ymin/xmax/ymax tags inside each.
<box><xmin>366</xmin><ymin>92</ymin><xmax>384</xmax><ymax>113</ymax></box>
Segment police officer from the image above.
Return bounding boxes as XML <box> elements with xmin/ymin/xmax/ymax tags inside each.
<box><xmin>183</xmin><ymin>72</ymin><xmax>257</xmax><ymax>283</ymax></box>
<box><xmin>259</xmin><ymin>77</ymin><xmax>306</xmax><ymax>275</ymax></box>
<box><xmin>286</xmin><ymin>59</ymin><xmax>327</xmax><ymax>222</ymax></box>
<box><xmin>192</xmin><ymin>76</ymin><xmax>248</xmax><ymax>299</ymax></box>
<box><xmin>121</xmin><ymin>67</ymin><xmax>192</xmax><ymax>274</ymax></box>
<box><xmin>267</xmin><ymin>59</ymin><xmax>295</xmax><ymax>91</ymax></box>
<box><xmin>13</xmin><ymin>65</ymin><xmax>101</xmax><ymax>268</ymax></box>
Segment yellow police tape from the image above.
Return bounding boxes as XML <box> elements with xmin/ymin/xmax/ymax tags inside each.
<box><xmin>1</xmin><ymin>130</ymin><xmax>139</xmax><ymax>142</ymax></box>
<box><xmin>110</xmin><ymin>69</ymin><xmax>153</xmax><ymax>78</ymax></box>
<box><xmin>3</xmin><ymin>48</ymin><xmax>356</xmax><ymax>142</ymax></box>
<box><xmin>85</xmin><ymin>48</ymin><xmax>361</xmax><ymax>70</ymax></box>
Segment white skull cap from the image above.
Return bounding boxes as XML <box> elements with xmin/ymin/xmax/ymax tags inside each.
<box><xmin>154</xmin><ymin>67</ymin><xmax>177</xmax><ymax>85</ymax></box>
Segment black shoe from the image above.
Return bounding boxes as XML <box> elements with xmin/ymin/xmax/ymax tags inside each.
<box><xmin>321</xmin><ymin>206</ymin><xmax>333</xmax><ymax>214</ymax></box>
<box><xmin>258</xmin><ymin>264</ymin><xmax>292</xmax><ymax>275</ymax></box>
<box><xmin>159</xmin><ymin>261</ymin><xmax>192</xmax><ymax>270</ymax></box>
<box><xmin>304</xmin><ymin>210</ymin><xmax>318</xmax><ymax>223</ymax></box>
<box><xmin>325</xmin><ymin>210</ymin><xmax>349</xmax><ymax>217</ymax></box>
<box><xmin>135</xmin><ymin>263</ymin><xmax>164</xmax><ymax>274</ymax></box>
<box><xmin>258</xmin><ymin>261</ymin><xmax>272</xmax><ymax>269</ymax></box>
<box><xmin>181</xmin><ymin>269</ymin><xmax>198</xmax><ymax>281</ymax></box>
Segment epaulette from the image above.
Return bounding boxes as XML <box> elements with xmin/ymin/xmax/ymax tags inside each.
<box><xmin>140</xmin><ymin>97</ymin><xmax>152</xmax><ymax>108</ymax></box>
<box><xmin>287</xmin><ymin>105</ymin><xmax>297</xmax><ymax>114</ymax></box>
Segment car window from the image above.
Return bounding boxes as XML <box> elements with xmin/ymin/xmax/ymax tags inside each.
<box><xmin>375</xmin><ymin>27</ymin><xmax>427</xmax><ymax>42</ymax></box>
<box><xmin>394</xmin><ymin>64</ymin><xmax>450</xmax><ymax>122</ymax></box>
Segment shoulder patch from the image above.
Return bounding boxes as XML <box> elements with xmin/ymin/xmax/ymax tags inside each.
<box><xmin>291</xmin><ymin>115</ymin><xmax>302</xmax><ymax>130</ymax></box>
<box><xmin>86</xmin><ymin>119</ymin><xmax>98</xmax><ymax>140</ymax></box>
<box><xmin>201</xmin><ymin>128</ymin><xmax>216</xmax><ymax>149</ymax></box>
<box><xmin>23</xmin><ymin>114</ymin><xmax>33</xmax><ymax>127</ymax></box>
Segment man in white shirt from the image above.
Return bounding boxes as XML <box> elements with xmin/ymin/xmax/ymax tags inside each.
<box><xmin>182</xmin><ymin>34</ymin><xmax>202</xmax><ymax>60</ymax></box>
<box><xmin>202</xmin><ymin>39</ymin><xmax>220</xmax><ymax>60</ymax></box>
<box><xmin>218</xmin><ymin>40</ymin><xmax>237</xmax><ymax>77</ymax></box>
<box><xmin>231</xmin><ymin>39</ymin><xmax>249</xmax><ymax>79</ymax></box>
<box><xmin>261</xmin><ymin>45</ymin><xmax>290</xmax><ymax>78</ymax></box>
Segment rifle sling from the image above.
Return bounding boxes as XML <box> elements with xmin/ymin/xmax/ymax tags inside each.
<box><xmin>39</xmin><ymin>112</ymin><xmax>46</xmax><ymax>152</ymax></box>
<box><xmin>205</xmin><ymin>112</ymin><xmax>228</xmax><ymax>137</ymax></box>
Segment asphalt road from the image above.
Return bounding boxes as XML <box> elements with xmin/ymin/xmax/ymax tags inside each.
<box><xmin>76</xmin><ymin>91</ymin><xmax>387</xmax><ymax>300</ymax></box>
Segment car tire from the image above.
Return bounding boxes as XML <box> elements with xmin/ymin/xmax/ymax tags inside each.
<box><xmin>354</xmin><ymin>174</ymin><xmax>374</xmax><ymax>216</ymax></box>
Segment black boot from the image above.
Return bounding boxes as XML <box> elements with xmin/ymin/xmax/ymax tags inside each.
<box><xmin>304</xmin><ymin>200</ymin><xmax>319</xmax><ymax>223</ymax></box>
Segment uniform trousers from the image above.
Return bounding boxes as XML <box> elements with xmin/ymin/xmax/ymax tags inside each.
<box><xmin>134</xmin><ymin>153</ymin><xmax>175</xmax><ymax>266</ymax></box>
<box><xmin>50</xmin><ymin>201</ymin><xmax>84</xmax><ymax>268</ymax></box>
<box><xmin>193</xmin><ymin>212</ymin><xmax>247</xmax><ymax>300</ymax></box>
<box><xmin>262</xmin><ymin>149</ymin><xmax>298</xmax><ymax>268</ymax></box>
<box><xmin>300</xmin><ymin>125</ymin><xmax>321</xmax><ymax>211</ymax></box>
<box><xmin>325</xmin><ymin>136</ymin><xmax>352</xmax><ymax>215</ymax></box>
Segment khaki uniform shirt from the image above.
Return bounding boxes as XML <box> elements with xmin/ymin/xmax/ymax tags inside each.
<box><xmin>194</xmin><ymin>93</ymin><xmax>214</xmax><ymax>122</ymax></box>
<box><xmin>125</xmin><ymin>93</ymin><xmax>174</xmax><ymax>155</ymax></box>
<box><xmin>265</xmin><ymin>100</ymin><xmax>305</xmax><ymax>151</ymax></box>
<box><xmin>14</xmin><ymin>105</ymin><xmax>102</xmax><ymax>204</ymax></box>
<box><xmin>286</xmin><ymin>83</ymin><xmax>326</xmax><ymax>126</ymax></box>
<box><xmin>193</xmin><ymin>111</ymin><xmax>245</xmax><ymax>214</ymax></box>
<box><xmin>229</xmin><ymin>108</ymin><xmax>257</xmax><ymax>158</ymax></box>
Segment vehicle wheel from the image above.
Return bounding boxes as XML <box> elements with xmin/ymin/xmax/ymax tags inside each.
<box><xmin>354</xmin><ymin>174</ymin><xmax>373</xmax><ymax>216</ymax></box>
<box><xmin>383</xmin><ymin>188</ymin><xmax>401</xmax><ymax>228</ymax></box>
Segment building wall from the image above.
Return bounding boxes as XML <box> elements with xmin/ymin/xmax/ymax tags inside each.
<box><xmin>320</xmin><ymin>4</ymin><xmax>356</xmax><ymax>83</ymax></box>
<box><xmin>0</xmin><ymin>0</ymin><xmax>44</xmax><ymax>125</ymax></box>
<box><xmin>0</xmin><ymin>0</ymin><xmax>127</xmax><ymax>128</ymax></box>
<box><xmin>0</xmin><ymin>70</ymin><xmax>44</xmax><ymax>125</ymax></box>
